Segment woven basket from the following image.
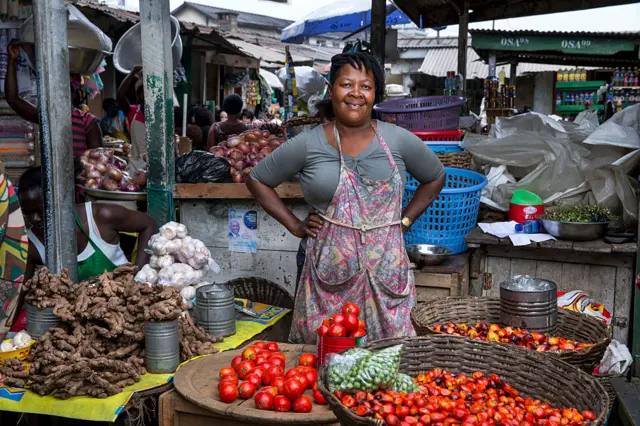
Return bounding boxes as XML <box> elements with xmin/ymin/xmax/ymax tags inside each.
<box><xmin>411</xmin><ymin>297</ymin><xmax>612</xmax><ymax>372</ymax></box>
<box><xmin>225</xmin><ymin>277</ymin><xmax>294</xmax><ymax>309</ymax></box>
<box><xmin>436</xmin><ymin>151</ymin><xmax>472</xmax><ymax>169</ymax></box>
<box><xmin>318</xmin><ymin>335</ymin><xmax>609</xmax><ymax>426</ymax></box>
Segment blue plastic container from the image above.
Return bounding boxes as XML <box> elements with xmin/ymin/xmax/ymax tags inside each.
<box><xmin>403</xmin><ymin>168</ymin><xmax>488</xmax><ymax>255</ymax></box>
<box><xmin>426</xmin><ymin>142</ymin><xmax>464</xmax><ymax>154</ymax></box>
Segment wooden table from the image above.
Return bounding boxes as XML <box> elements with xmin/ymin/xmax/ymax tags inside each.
<box><xmin>172</xmin><ymin>343</ymin><xmax>338</xmax><ymax>426</ymax></box>
<box><xmin>465</xmin><ymin>227</ymin><xmax>636</xmax><ymax>344</ymax></box>
<box><xmin>611</xmin><ymin>377</ymin><xmax>640</xmax><ymax>426</ymax></box>
<box><xmin>413</xmin><ymin>253</ymin><xmax>470</xmax><ymax>301</ymax></box>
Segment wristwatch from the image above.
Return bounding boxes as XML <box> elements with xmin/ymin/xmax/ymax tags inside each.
<box><xmin>401</xmin><ymin>217</ymin><xmax>412</xmax><ymax>228</ymax></box>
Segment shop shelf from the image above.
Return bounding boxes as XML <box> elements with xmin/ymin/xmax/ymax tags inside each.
<box><xmin>556</xmin><ymin>81</ymin><xmax>606</xmax><ymax>89</ymax></box>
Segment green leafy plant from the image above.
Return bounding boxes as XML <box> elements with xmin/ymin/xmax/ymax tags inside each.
<box><xmin>545</xmin><ymin>204</ymin><xmax>616</xmax><ymax>223</ymax></box>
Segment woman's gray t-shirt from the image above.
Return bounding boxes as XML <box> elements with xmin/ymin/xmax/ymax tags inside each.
<box><xmin>250</xmin><ymin>120</ymin><xmax>445</xmax><ymax>212</ymax></box>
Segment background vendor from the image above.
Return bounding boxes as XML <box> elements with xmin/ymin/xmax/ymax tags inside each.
<box><xmin>117</xmin><ymin>66</ymin><xmax>146</xmax><ymax>172</ymax></box>
<box><xmin>247</xmin><ymin>52</ymin><xmax>446</xmax><ymax>344</ymax></box>
<box><xmin>18</xmin><ymin>167</ymin><xmax>157</xmax><ymax>281</ymax></box>
<box><xmin>207</xmin><ymin>94</ymin><xmax>248</xmax><ymax>148</ymax></box>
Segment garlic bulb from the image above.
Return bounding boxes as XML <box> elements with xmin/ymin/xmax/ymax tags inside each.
<box><xmin>1</xmin><ymin>341</ymin><xmax>15</xmax><ymax>352</ymax></box>
<box><xmin>157</xmin><ymin>254</ymin><xmax>175</xmax><ymax>269</ymax></box>
<box><xmin>180</xmin><ymin>286</ymin><xmax>196</xmax><ymax>301</ymax></box>
<box><xmin>134</xmin><ymin>264</ymin><xmax>158</xmax><ymax>284</ymax></box>
<box><xmin>159</xmin><ymin>221</ymin><xmax>189</xmax><ymax>240</ymax></box>
<box><xmin>12</xmin><ymin>331</ymin><xmax>32</xmax><ymax>349</ymax></box>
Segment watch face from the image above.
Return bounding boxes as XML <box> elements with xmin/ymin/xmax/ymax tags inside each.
<box><xmin>402</xmin><ymin>217</ymin><xmax>411</xmax><ymax>227</ymax></box>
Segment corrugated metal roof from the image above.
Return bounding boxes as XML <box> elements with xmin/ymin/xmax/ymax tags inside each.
<box><xmin>226</xmin><ymin>37</ymin><xmax>314</xmax><ymax>68</ymax></box>
<box><xmin>398</xmin><ymin>36</ymin><xmax>465</xmax><ymax>49</ymax></box>
<box><xmin>469</xmin><ymin>29</ymin><xmax>640</xmax><ymax>38</ymax></box>
<box><xmin>418</xmin><ymin>47</ymin><xmax>566</xmax><ymax>78</ymax></box>
<box><xmin>180</xmin><ymin>2</ymin><xmax>293</xmax><ymax>30</ymax></box>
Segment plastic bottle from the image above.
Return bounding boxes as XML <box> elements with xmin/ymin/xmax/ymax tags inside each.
<box><xmin>580</xmin><ymin>67</ymin><xmax>587</xmax><ymax>82</ymax></box>
<box><xmin>614</xmin><ymin>68</ymin><xmax>620</xmax><ymax>86</ymax></box>
<box><xmin>556</xmin><ymin>93</ymin><xmax>562</xmax><ymax>106</ymax></box>
<box><xmin>515</xmin><ymin>220</ymin><xmax>542</xmax><ymax>234</ymax></box>
<box><xmin>624</xmin><ymin>68</ymin><xmax>630</xmax><ymax>86</ymax></box>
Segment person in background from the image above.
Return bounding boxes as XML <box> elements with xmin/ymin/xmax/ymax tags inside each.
<box><xmin>193</xmin><ymin>106</ymin><xmax>214</xmax><ymax>150</ymax></box>
<box><xmin>100</xmin><ymin>98</ymin><xmax>130</xmax><ymax>142</ymax></box>
<box><xmin>18</xmin><ymin>167</ymin><xmax>157</xmax><ymax>282</ymax></box>
<box><xmin>241</xmin><ymin>109</ymin><xmax>254</xmax><ymax>126</ymax></box>
<box><xmin>220</xmin><ymin>111</ymin><xmax>228</xmax><ymax>121</ymax></box>
<box><xmin>117</xmin><ymin>66</ymin><xmax>146</xmax><ymax>172</ymax></box>
<box><xmin>247</xmin><ymin>52</ymin><xmax>446</xmax><ymax>344</ymax></box>
<box><xmin>0</xmin><ymin>161</ymin><xmax>28</xmax><ymax>340</ymax></box>
<box><xmin>207</xmin><ymin>94</ymin><xmax>248</xmax><ymax>148</ymax></box>
<box><xmin>5</xmin><ymin>43</ymin><xmax>102</xmax><ymax>157</ymax></box>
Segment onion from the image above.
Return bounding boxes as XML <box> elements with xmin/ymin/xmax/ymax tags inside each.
<box><xmin>270</xmin><ymin>139</ymin><xmax>283</xmax><ymax>149</ymax></box>
<box><xmin>89</xmin><ymin>149</ymin><xmax>101</xmax><ymax>160</ymax></box>
<box><xmin>234</xmin><ymin>161</ymin><xmax>244</xmax><ymax>172</ymax></box>
<box><xmin>102</xmin><ymin>177</ymin><xmax>119</xmax><ymax>191</ymax></box>
<box><xmin>120</xmin><ymin>176</ymin><xmax>130</xmax><ymax>191</ymax></box>
<box><xmin>95</xmin><ymin>163</ymin><xmax>107</xmax><ymax>174</ymax></box>
<box><xmin>227</xmin><ymin>148</ymin><xmax>244</xmax><ymax>161</ymax></box>
<box><xmin>80</xmin><ymin>157</ymin><xmax>91</xmax><ymax>167</ymax></box>
<box><xmin>227</xmin><ymin>136</ymin><xmax>241</xmax><ymax>148</ymax></box>
<box><xmin>112</xmin><ymin>156</ymin><xmax>127</xmax><ymax>171</ymax></box>
<box><xmin>84</xmin><ymin>163</ymin><xmax>97</xmax><ymax>172</ymax></box>
<box><xmin>227</xmin><ymin>158</ymin><xmax>236</xmax><ymax>168</ymax></box>
<box><xmin>83</xmin><ymin>149</ymin><xmax>93</xmax><ymax>158</ymax></box>
<box><xmin>126</xmin><ymin>183</ymin><xmax>141</xmax><ymax>192</ymax></box>
<box><xmin>241</xmin><ymin>167</ymin><xmax>253</xmax><ymax>178</ymax></box>
<box><xmin>231</xmin><ymin>172</ymin><xmax>243</xmax><ymax>183</ymax></box>
<box><xmin>260</xmin><ymin>146</ymin><xmax>273</xmax><ymax>155</ymax></box>
<box><xmin>132</xmin><ymin>170</ymin><xmax>147</xmax><ymax>187</ymax></box>
<box><xmin>257</xmin><ymin>153</ymin><xmax>266</xmax><ymax>162</ymax></box>
<box><xmin>236</xmin><ymin>142</ymin><xmax>250</xmax><ymax>155</ymax></box>
<box><xmin>247</xmin><ymin>152</ymin><xmax>258</xmax><ymax>163</ymax></box>
<box><xmin>262</xmin><ymin>130</ymin><xmax>271</xmax><ymax>139</ymax></box>
<box><xmin>85</xmin><ymin>178</ymin><xmax>99</xmax><ymax>189</ymax></box>
<box><xmin>208</xmin><ymin>146</ymin><xmax>226</xmax><ymax>157</ymax></box>
<box><xmin>96</xmin><ymin>154</ymin><xmax>110</xmax><ymax>164</ymax></box>
<box><xmin>106</xmin><ymin>166</ymin><xmax>123</xmax><ymax>181</ymax></box>
<box><xmin>87</xmin><ymin>169</ymin><xmax>102</xmax><ymax>179</ymax></box>
<box><xmin>257</xmin><ymin>138</ymin><xmax>270</xmax><ymax>148</ymax></box>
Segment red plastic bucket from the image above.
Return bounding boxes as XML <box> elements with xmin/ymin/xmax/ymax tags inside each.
<box><xmin>509</xmin><ymin>203</ymin><xmax>544</xmax><ymax>224</ymax></box>
<box><xmin>317</xmin><ymin>333</ymin><xmax>368</xmax><ymax>365</ymax></box>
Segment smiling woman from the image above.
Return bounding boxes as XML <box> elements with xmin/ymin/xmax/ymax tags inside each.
<box><xmin>246</xmin><ymin>52</ymin><xmax>447</xmax><ymax>344</ymax></box>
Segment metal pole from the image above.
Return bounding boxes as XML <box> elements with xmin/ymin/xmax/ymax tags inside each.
<box><xmin>457</xmin><ymin>0</ymin><xmax>470</xmax><ymax>99</ymax></box>
<box><xmin>140</xmin><ymin>0</ymin><xmax>175</xmax><ymax>226</ymax></box>
<box><xmin>371</xmin><ymin>0</ymin><xmax>386</xmax><ymax>67</ymax></box>
<box><xmin>33</xmin><ymin>0</ymin><xmax>77</xmax><ymax>281</ymax></box>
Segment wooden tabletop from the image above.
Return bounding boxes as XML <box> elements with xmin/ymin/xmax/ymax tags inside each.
<box><xmin>173</xmin><ymin>343</ymin><xmax>337</xmax><ymax>425</ymax></box>
<box><xmin>173</xmin><ymin>183</ymin><xmax>305</xmax><ymax>200</ymax></box>
<box><xmin>465</xmin><ymin>227</ymin><xmax>637</xmax><ymax>254</ymax></box>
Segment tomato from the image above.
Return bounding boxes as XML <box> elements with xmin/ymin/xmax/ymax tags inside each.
<box><xmin>283</xmin><ymin>378</ymin><xmax>304</xmax><ymax>400</ymax></box>
<box><xmin>312</xmin><ymin>388</ymin><xmax>327</xmax><ymax>405</ymax></box>
<box><xmin>262</xmin><ymin>366</ymin><xmax>284</xmax><ymax>385</ymax></box>
<box><xmin>251</xmin><ymin>366</ymin><xmax>265</xmax><ymax>379</ymax></box>
<box><xmin>242</xmin><ymin>348</ymin><xmax>257</xmax><ymax>361</ymax></box>
<box><xmin>292</xmin><ymin>395</ymin><xmax>313</xmax><ymax>413</ymax></box>
<box><xmin>322</xmin><ymin>317</ymin><xmax>332</xmax><ymax>327</ymax></box>
<box><xmin>270</xmin><ymin>351</ymin><xmax>287</xmax><ymax>361</ymax></box>
<box><xmin>261</xmin><ymin>386</ymin><xmax>279</xmax><ymax>397</ymax></box>
<box><xmin>350</xmin><ymin>329</ymin><xmax>367</xmax><ymax>338</ymax></box>
<box><xmin>219</xmin><ymin>367</ymin><xmax>236</xmax><ymax>378</ymax></box>
<box><xmin>295</xmin><ymin>374</ymin><xmax>310</xmax><ymax>390</ymax></box>
<box><xmin>343</xmin><ymin>302</ymin><xmax>360</xmax><ymax>317</ymax></box>
<box><xmin>259</xmin><ymin>362</ymin><xmax>272</xmax><ymax>370</ymax></box>
<box><xmin>397</xmin><ymin>406</ymin><xmax>411</xmax><ymax>418</ymax></box>
<box><xmin>270</xmin><ymin>357</ymin><xmax>285</xmax><ymax>369</ymax></box>
<box><xmin>218</xmin><ymin>378</ymin><xmax>238</xmax><ymax>391</ymax></box>
<box><xmin>272</xmin><ymin>376</ymin><xmax>286</xmax><ymax>395</ymax></box>
<box><xmin>244</xmin><ymin>373</ymin><xmax>262</xmax><ymax>388</ymax></box>
<box><xmin>231</xmin><ymin>356</ymin><xmax>243</xmax><ymax>370</ymax></box>
<box><xmin>267</xmin><ymin>342</ymin><xmax>279</xmax><ymax>352</ymax></box>
<box><xmin>255</xmin><ymin>355</ymin><xmax>267</xmax><ymax>366</ymax></box>
<box><xmin>317</xmin><ymin>325</ymin><xmax>330</xmax><ymax>336</ymax></box>
<box><xmin>343</xmin><ymin>314</ymin><xmax>359</xmax><ymax>333</ymax></box>
<box><xmin>219</xmin><ymin>374</ymin><xmax>238</xmax><ymax>385</ymax></box>
<box><xmin>236</xmin><ymin>360</ymin><xmax>255</xmax><ymax>379</ymax></box>
<box><xmin>285</xmin><ymin>368</ymin><xmax>301</xmax><ymax>380</ymax></box>
<box><xmin>301</xmin><ymin>367</ymin><xmax>318</xmax><ymax>387</ymax></box>
<box><xmin>332</xmin><ymin>314</ymin><xmax>345</xmax><ymax>326</ymax></box>
<box><xmin>274</xmin><ymin>395</ymin><xmax>292</xmax><ymax>412</ymax></box>
<box><xmin>328</xmin><ymin>324</ymin><xmax>347</xmax><ymax>337</ymax></box>
<box><xmin>254</xmin><ymin>391</ymin><xmax>274</xmax><ymax>410</ymax></box>
<box><xmin>238</xmin><ymin>382</ymin><xmax>257</xmax><ymax>399</ymax></box>
<box><xmin>253</xmin><ymin>341</ymin><xmax>267</xmax><ymax>349</ymax></box>
<box><xmin>298</xmin><ymin>353</ymin><xmax>317</xmax><ymax>368</ymax></box>
<box><xmin>218</xmin><ymin>383</ymin><xmax>239</xmax><ymax>403</ymax></box>
<box><xmin>386</xmin><ymin>414</ymin><xmax>400</xmax><ymax>426</ymax></box>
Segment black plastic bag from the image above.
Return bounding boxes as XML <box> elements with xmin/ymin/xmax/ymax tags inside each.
<box><xmin>175</xmin><ymin>150</ymin><xmax>231</xmax><ymax>183</ymax></box>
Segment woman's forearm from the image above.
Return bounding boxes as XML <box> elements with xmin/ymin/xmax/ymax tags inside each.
<box><xmin>246</xmin><ymin>176</ymin><xmax>300</xmax><ymax>234</ymax></box>
<box><xmin>135</xmin><ymin>225</ymin><xmax>155</xmax><ymax>267</ymax></box>
<box><xmin>402</xmin><ymin>175</ymin><xmax>446</xmax><ymax>223</ymax></box>
<box><xmin>5</xmin><ymin>58</ymin><xmax>38</xmax><ymax>124</ymax></box>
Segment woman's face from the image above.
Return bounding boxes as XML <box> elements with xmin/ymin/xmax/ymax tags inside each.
<box><xmin>330</xmin><ymin>64</ymin><xmax>376</xmax><ymax>127</ymax></box>
<box><xmin>242</xmin><ymin>116</ymin><xmax>251</xmax><ymax>125</ymax></box>
<box><xmin>220</xmin><ymin>111</ymin><xmax>228</xmax><ymax>121</ymax></box>
<box><xmin>19</xmin><ymin>189</ymin><xmax>44</xmax><ymax>233</ymax></box>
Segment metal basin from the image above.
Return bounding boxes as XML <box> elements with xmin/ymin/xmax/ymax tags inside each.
<box><xmin>406</xmin><ymin>244</ymin><xmax>449</xmax><ymax>267</ymax></box>
<box><xmin>540</xmin><ymin>217</ymin><xmax>609</xmax><ymax>241</ymax></box>
<box><xmin>21</xmin><ymin>44</ymin><xmax>109</xmax><ymax>76</ymax></box>
<box><xmin>113</xmin><ymin>15</ymin><xmax>183</xmax><ymax>74</ymax></box>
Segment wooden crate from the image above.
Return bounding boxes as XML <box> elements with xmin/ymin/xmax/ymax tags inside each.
<box><xmin>414</xmin><ymin>253</ymin><xmax>470</xmax><ymax>302</ymax></box>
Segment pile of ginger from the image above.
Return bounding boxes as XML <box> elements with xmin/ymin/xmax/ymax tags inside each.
<box><xmin>3</xmin><ymin>265</ymin><xmax>220</xmax><ymax>399</ymax></box>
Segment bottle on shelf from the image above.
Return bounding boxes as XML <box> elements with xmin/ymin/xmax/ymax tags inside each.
<box><xmin>580</xmin><ymin>67</ymin><xmax>587</xmax><ymax>82</ymax></box>
<box><xmin>635</xmin><ymin>67</ymin><xmax>639</xmax><ymax>87</ymax></box>
<box><xmin>616</xmin><ymin>97</ymin><xmax>623</xmax><ymax>112</ymax></box>
<box><xmin>579</xmin><ymin>92</ymin><xmax>585</xmax><ymax>104</ymax></box>
<box><xmin>624</xmin><ymin>68</ymin><xmax>631</xmax><ymax>86</ymax></box>
<box><xmin>557</xmin><ymin>69</ymin><xmax>564</xmax><ymax>82</ymax></box>
<box><xmin>556</xmin><ymin>93</ymin><xmax>562</xmax><ymax>106</ymax></box>
<box><xmin>614</xmin><ymin>68</ymin><xmax>621</xmax><ymax>86</ymax></box>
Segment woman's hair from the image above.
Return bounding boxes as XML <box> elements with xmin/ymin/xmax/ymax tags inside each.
<box><xmin>241</xmin><ymin>109</ymin><xmax>254</xmax><ymax>121</ymax></box>
<box><xmin>194</xmin><ymin>107</ymin><xmax>214</xmax><ymax>127</ymax></box>
<box><xmin>18</xmin><ymin>167</ymin><xmax>42</xmax><ymax>193</ymax></box>
<box><xmin>222</xmin><ymin>94</ymin><xmax>244</xmax><ymax>116</ymax></box>
<box><xmin>316</xmin><ymin>52</ymin><xmax>385</xmax><ymax>121</ymax></box>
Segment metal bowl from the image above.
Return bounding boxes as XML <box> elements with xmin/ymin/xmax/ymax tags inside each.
<box><xmin>79</xmin><ymin>185</ymin><xmax>146</xmax><ymax>202</ymax></box>
<box><xmin>406</xmin><ymin>244</ymin><xmax>450</xmax><ymax>267</ymax></box>
<box><xmin>540</xmin><ymin>217</ymin><xmax>609</xmax><ymax>241</ymax></box>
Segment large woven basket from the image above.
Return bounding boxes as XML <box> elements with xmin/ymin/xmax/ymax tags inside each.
<box><xmin>436</xmin><ymin>151</ymin><xmax>472</xmax><ymax>169</ymax></box>
<box><xmin>411</xmin><ymin>297</ymin><xmax>612</xmax><ymax>372</ymax></box>
<box><xmin>225</xmin><ymin>277</ymin><xmax>294</xmax><ymax>309</ymax></box>
<box><xmin>318</xmin><ymin>335</ymin><xmax>609</xmax><ymax>426</ymax></box>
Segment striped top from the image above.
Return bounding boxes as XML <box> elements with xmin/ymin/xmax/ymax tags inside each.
<box><xmin>72</xmin><ymin>109</ymin><xmax>99</xmax><ymax>156</ymax></box>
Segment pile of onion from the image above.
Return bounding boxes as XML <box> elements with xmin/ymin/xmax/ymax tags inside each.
<box><xmin>208</xmin><ymin>128</ymin><xmax>283</xmax><ymax>183</ymax></box>
<box><xmin>77</xmin><ymin>148</ymin><xmax>147</xmax><ymax>192</ymax></box>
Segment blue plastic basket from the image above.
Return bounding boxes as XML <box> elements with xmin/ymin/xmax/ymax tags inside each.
<box><xmin>403</xmin><ymin>168</ymin><xmax>488</xmax><ymax>254</ymax></box>
<box><xmin>426</xmin><ymin>142</ymin><xmax>464</xmax><ymax>154</ymax></box>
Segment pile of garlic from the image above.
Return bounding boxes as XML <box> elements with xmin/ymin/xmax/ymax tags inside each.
<box><xmin>135</xmin><ymin>222</ymin><xmax>220</xmax><ymax>308</ymax></box>
<box><xmin>0</xmin><ymin>331</ymin><xmax>32</xmax><ymax>352</ymax></box>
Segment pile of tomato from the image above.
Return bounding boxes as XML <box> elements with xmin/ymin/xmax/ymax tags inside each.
<box><xmin>430</xmin><ymin>323</ymin><xmax>593</xmax><ymax>352</ymax></box>
<box><xmin>317</xmin><ymin>302</ymin><xmax>367</xmax><ymax>338</ymax></box>
<box><xmin>332</xmin><ymin>368</ymin><xmax>596</xmax><ymax>426</ymax></box>
<box><xmin>217</xmin><ymin>340</ymin><xmax>327</xmax><ymax>413</ymax></box>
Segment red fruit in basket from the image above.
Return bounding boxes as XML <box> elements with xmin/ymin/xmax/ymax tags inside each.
<box><xmin>386</xmin><ymin>414</ymin><xmax>400</xmax><ymax>426</ymax></box>
<box><xmin>219</xmin><ymin>367</ymin><xmax>236</xmax><ymax>378</ymax></box>
<box><xmin>328</xmin><ymin>324</ymin><xmax>347</xmax><ymax>337</ymax></box>
<box><xmin>218</xmin><ymin>383</ymin><xmax>239</xmax><ymax>403</ymax></box>
<box><xmin>322</xmin><ymin>317</ymin><xmax>333</xmax><ymax>328</ymax></box>
<box><xmin>270</xmin><ymin>351</ymin><xmax>287</xmax><ymax>361</ymax></box>
<box><xmin>253</xmin><ymin>341</ymin><xmax>267</xmax><ymax>349</ymax></box>
<box><xmin>343</xmin><ymin>314</ymin><xmax>359</xmax><ymax>333</ymax></box>
<box><xmin>262</xmin><ymin>386</ymin><xmax>279</xmax><ymax>397</ymax></box>
<box><xmin>317</xmin><ymin>325</ymin><xmax>330</xmax><ymax>336</ymax></box>
<box><xmin>283</xmin><ymin>378</ymin><xmax>304</xmax><ymax>400</ymax></box>
<box><xmin>262</xmin><ymin>366</ymin><xmax>284</xmax><ymax>385</ymax></box>
<box><xmin>298</xmin><ymin>353</ymin><xmax>317</xmax><ymax>368</ymax></box>
<box><xmin>301</xmin><ymin>367</ymin><xmax>318</xmax><ymax>386</ymax></box>
<box><xmin>238</xmin><ymin>381</ymin><xmax>257</xmax><ymax>399</ymax></box>
<box><xmin>231</xmin><ymin>356</ymin><xmax>243</xmax><ymax>370</ymax></box>
<box><xmin>245</xmin><ymin>373</ymin><xmax>262</xmax><ymax>388</ymax></box>
<box><xmin>343</xmin><ymin>303</ymin><xmax>360</xmax><ymax>317</ymax></box>
<box><xmin>285</xmin><ymin>368</ymin><xmax>301</xmax><ymax>379</ymax></box>
<box><xmin>292</xmin><ymin>395</ymin><xmax>313</xmax><ymax>413</ymax></box>
<box><xmin>251</xmin><ymin>366</ymin><xmax>265</xmax><ymax>378</ymax></box>
<box><xmin>255</xmin><ymin>355</ymin><xmax>268</xmax><ymax>366</ymax></box>
<box><xmin>267</xmin><ymin>342</ymin><xmax>279</xmax><ymax>352</ymax></box>
<box><xmin>242</xmin><ymin>348</ymin><xmax>257</xmax><ymax>360</ymax></box>
<box><xmin>272</xmin><ymin>376</ymin><xmax>286</xmax><ymax>395</ymax></box>
<box><xmin>397</xmin><ymin>405</ymin><xmax>411</xmax><ymax>418</ymax></box>
<box><xmin>274</xmin><ymin>395</ymin><xmax>292</xmax><ymax>412</ymax></box>
<box><xmin>431</xmin><ymin>412</ymin><xmax>446</xmax><ymax>422</ymax></box>
<box><xmin>332</xmin><ymin>314</ymin><xmax>345</xmax><ymax>326</ymax></box>
<box><xmin>254</xmin><ymin>391</ymin><xmax>274</xmax><ymax>410</ymax></box>
<box><xmin>358</xmin><ymin>319</ymin><xmax>366</xmax><ymax>330</ymax></box>
<box><xmin>312</xmin><ymin>388</ymin><xmax>327</xmax><ymax>405</ymax></box>
<box><xmin>295</xmin><ymin>374</ymin><xmax>310</xmax><ymax>390</ymax></box>
<box><xmin>270</xmin><ymin>356</ymin><xmax>285</xmax><ymax>369</ymax></box>
<box><xmin>236</xmin><ymin>360</ymin><xmax>255</xmax><ymax>379</ymax></box>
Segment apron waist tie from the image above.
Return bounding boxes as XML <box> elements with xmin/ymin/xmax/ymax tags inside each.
<box><xmin>318</xmin><ymin>213</ymin><xmax>401</xmax><ymax>243</ymax></box>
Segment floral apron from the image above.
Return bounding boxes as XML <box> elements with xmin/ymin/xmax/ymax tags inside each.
<box><xmin>290</xmin><ymin>123</ymin><xmax>416</xmax><ymax>344</ymax></box>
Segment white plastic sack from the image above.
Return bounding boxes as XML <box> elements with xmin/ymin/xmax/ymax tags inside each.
<box><xmin>276</xmin><ymin>66</ymin><xmax>328</xmax><ymax>104</ymax></box>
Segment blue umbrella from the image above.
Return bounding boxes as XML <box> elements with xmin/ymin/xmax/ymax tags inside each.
<box><xmin>281</xmin><ymin>0</ymin><xmax>412</xmax><ymax>44</ymax></box>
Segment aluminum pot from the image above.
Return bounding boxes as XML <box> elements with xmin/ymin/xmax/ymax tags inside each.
<box><xmin>540</xmin><ymin>217</ymin><xmax>609</xmax><ymax>241</ymax></box>
<box><xmin>500</xmin><ymin>276</ymin><xmax>558</xmax><ymax>334</ymax></box>
<box><xmin>406</xmin><ymin>244</ymin><xmax>449</xmax><ymax>267</ymax></box>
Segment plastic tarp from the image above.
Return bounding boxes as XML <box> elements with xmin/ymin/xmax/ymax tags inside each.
<box><xmin>466</xmin><ymin>109</ymin><xmax>640</xmax><ymax>225</ymax></box>
<box><xmin>276</xmin><ymin>66</ymin><xmax>328</xmax><ymax>115</ymax></box>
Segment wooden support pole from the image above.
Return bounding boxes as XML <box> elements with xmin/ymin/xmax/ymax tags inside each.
<box><xmin>457</xmin><ymin>0</ymin><xmax>470</xmax><ymax>99</ymax></box>
<box><xmin>371</xmin><ymin>0</ymin><xmax>386</xmax><ymax>67</ymax></box>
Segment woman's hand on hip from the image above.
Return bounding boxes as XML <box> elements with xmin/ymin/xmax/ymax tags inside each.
<box><xmin>292</xmin><ymin>210</ymin><xmax>323</xmax><ymax>238</ymax></box>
